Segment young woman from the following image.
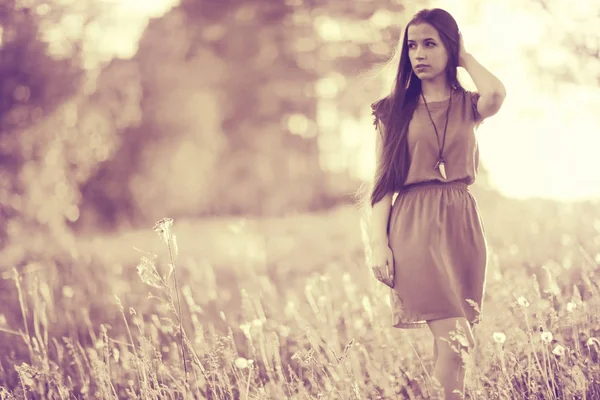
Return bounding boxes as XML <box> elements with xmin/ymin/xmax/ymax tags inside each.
<box><xmin>367</xmin><ymin>8</ymin><xmax>506</xmax><ymax>400</ymax></box>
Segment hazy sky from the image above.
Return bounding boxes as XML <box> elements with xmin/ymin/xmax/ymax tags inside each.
<box><xmin>437</xmin><ymin>0</ymin><xmax>600</xmax><ymax>201</ymax></box>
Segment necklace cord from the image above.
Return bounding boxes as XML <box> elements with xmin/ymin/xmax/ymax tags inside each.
<box><xmin>421</xmin><ymin>90</ymin><xmax>452</xmax><ymax>161</ymax></box>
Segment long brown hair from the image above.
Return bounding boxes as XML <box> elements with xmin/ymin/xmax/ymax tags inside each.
<box><xmin>369</xmin><ymin>8</ymin><xmax>463</xmax><ymax>206</ymax></box>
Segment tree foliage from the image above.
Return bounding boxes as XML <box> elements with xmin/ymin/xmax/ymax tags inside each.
<box><xmin>1</xmin><ymin>0</ymin><xmax>416</xmax><ymax>264</ymax></box>
<box><xmin>77</xmin><ymin>0</ymin><xmax>407</xmax><ymax>229</ymax></box>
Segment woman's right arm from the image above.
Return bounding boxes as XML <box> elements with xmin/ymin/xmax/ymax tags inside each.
<box><xmin>369</xmin><ymin>121</ymin><xmax>393</xmax><ymax>249</ymax></box>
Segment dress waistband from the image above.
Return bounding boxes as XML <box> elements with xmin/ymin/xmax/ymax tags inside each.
<box><xmin>400</xmin><ymin>179</ymin><xmax>469</xmax><ymax>192</ymax></box>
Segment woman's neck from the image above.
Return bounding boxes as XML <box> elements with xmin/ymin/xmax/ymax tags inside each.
<box><xmin>420</xmin><ymin>78</ymin><xmax>452</xmax><ymax>102</ymax></box>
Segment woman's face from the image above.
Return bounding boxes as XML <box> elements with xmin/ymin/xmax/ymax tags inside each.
<box><xmin>407</xmin><ymin>22</ymin><xmax>449</xmax><ymax>82</ymax></box>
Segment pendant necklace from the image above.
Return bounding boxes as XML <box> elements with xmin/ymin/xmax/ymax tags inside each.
<box><xmin>421</xmin><ymin>89</ymin><xmax>452</xmax><ymax>180</ymax></box>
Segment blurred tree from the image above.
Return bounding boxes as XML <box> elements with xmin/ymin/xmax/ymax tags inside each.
<box><xmin>0</xmin><ymin>1</ymin><xmax>83</xmax><ymax>257</ymax></box>
<box><xmin>77</xmin><ymin>0</ymin><xmax>408</xmax><ymax>227</ymax></box>
<box><xmin>0</xmin><ymin>1</ymin><xmax>142</xmax><ymax>266</ymax></box>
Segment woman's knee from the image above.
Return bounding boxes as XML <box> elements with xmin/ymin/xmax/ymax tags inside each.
<box><xmin>435</xmin><ymin>339</ymin><xmax>466</xmax><ymax>367</ymax></box>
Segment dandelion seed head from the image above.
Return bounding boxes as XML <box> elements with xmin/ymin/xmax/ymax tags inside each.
<box><xmin>586</xmin><ymin>337</ymin><xmax>600</xmax><ymax>347</ymax></box>
<box><xmin>541</xmin><ymin>332</ymin><xmax>553</xmax><ymax>344</ymax></box>
<box><xmin>234</xmin><ymin>357</ymin><xmax>251</xmax><ymax>369</ymax></box>
<box><xmin>493</xmin><ymin>332</ymin><xmax>506</xmax><ymax>344</ymax></box>
<box><xmin>552</xmin><ymin>344</ymin><xmax>565</xmax><ymax>356</ymax></box>
<box><xmin>517</xmin><ymin>296</ymin><xmax>530</xmax><ymax>307</ymax></box>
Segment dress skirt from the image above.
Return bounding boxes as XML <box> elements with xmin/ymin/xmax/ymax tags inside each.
<box><xmin>388</xmin><ymin>179</ymin><xmax>488</xmax><ymax>329</ymax></box>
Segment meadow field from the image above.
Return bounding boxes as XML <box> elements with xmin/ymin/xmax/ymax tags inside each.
<box><xmin>1</xmin><ymin>191</ymin><xmax>600</xmax><ymax>399</ymax></box>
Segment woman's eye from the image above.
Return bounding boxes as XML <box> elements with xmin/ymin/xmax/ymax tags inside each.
<box><xmin>426</xmin><ymin>42</ymin><xmax>435</xmax><ymax>47</ymax></box>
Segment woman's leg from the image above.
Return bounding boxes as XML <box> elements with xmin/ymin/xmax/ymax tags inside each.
<box><xmin>427</xmin><ymin>317</ymin><xmax>475</xmax><ymax>400</ymax></box>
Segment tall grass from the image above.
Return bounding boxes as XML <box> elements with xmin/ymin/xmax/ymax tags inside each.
<box><xmin>1</xmin><ymin>204</ymin><xmax>600</xmax><ymax>399</ymax></box>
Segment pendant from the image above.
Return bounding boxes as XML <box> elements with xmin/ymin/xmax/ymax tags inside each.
<box><xmin>434</xmin><ymin>159</ymin><xmax>447</xmax><ymax>180</ymax></box>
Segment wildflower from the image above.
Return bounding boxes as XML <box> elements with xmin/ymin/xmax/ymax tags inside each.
<box><xmin>493</xmin><ymin>332</ymin><xmax>506</xmax><ymax>344</ymax></box>
<box><xmin>566</xmin><ymin>301</ymin><xmax>577</xmax><ymax>313</ymax></box>
<box><xmin>153</xmin><ymin>218</ymin><xmax>174</xmax><ymax>246</ymax></box>
<box><xmin>552</xmin><ymin>345</ymin><xmax>565</xmax><ymax>357</ymax></box>
<box><xmin>517</xmin><ymin>296</ymin><xmax>530</xmax><ymax>307</ymax></box>
<box><xmin>586</xmin><ymin>337</ymin><xmax>600</xmax><ymax>347</ymax></box>
<box><xmin>541</xmin><ymin>332</ymin><xmax>553</xmax><ymax>344</ymax></box>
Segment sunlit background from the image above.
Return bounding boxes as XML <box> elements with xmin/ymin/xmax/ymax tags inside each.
<box><xmin>36</xmin><ymin>0</ymin><xmax>600</xmax><ymax>202</ymax></box>
<box><xmin>2</xmin><ymin>0</ymin><xmax>600</xmax><ymax>398</ymax></box>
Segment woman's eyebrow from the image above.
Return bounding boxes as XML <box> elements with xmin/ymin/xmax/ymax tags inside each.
<box><xmin>407</xmin><ymin>37</ymin><xmax>436</xmax><ymax>43</ymax></box>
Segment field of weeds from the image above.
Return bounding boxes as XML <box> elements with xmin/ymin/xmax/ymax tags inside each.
<box><xmin>1</xmin><ymin>194</ymin><xmax>600</xmax><ymax>399</ymax></box>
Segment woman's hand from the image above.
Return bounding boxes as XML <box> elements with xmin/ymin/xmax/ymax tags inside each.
<box><xmin>370</xmin><ymin>242</ymin><xmax>395</xmax><ymax>288</ymax></box>
<box><xmin>457</xmin><ymin>30</ymin><xmax>507</xmax><ymax>119</ymax></box>
<box><xmin>458</xmin><ymin>31</ymin><xmax>469</xmax><ymax>68</ymax></box>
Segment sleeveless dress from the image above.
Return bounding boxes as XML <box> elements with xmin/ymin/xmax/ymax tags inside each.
<box><xmin>371</xmin><ymin>88</ymin><xmax>488</xmax><ymax>329</ymax></box>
